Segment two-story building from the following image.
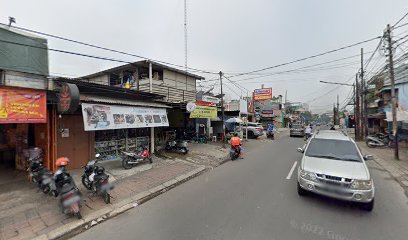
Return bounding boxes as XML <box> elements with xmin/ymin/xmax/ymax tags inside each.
<box><xmin>0</xmin><ymin>25</ymin><xmax>54</xmax><ymax>171</ymax></box>
<box><xmin>368</xmin><ymin>63</ymin><xmax>408</xmax><ymax>135</ymax></box>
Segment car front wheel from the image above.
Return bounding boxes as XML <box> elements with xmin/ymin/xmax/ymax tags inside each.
<box><xmin>297</xmin><ymin>182</ymin><xmax>308</xmax><ymax>196</ymax></box>
<box><xmin>360</xmin><ymin>199</ymin><xmax>374</xmax><ymax>211</ymax></box>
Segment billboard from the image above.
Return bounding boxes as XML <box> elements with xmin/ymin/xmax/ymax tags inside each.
<box><xmin>189</xmin><ymin>105</ymin><xmax>217</xmax><ymax>118</ymax></box>
<box><xmin>253</xmin><ymin>88</ymin><xmax>272</xmax><ymax>100</ymax></box>
<box><xmin>0</xmin><ymin>86</ymin><xmax>47</xmax><ymax>123</ymax></box>
<box><xmin>81</xmin><ymin>103</ymin><xmax>168</xmax><ymax>131</ymax></box>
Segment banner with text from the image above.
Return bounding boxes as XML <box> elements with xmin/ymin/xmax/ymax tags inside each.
<box><xmin>253</xmin><ymin>88</ymin><xmax>272</xmax><ymax>100</ymax></box>
<box><xmin>82</xmin><ymin>103</ymin><xmax>168</xmax><ymax>131</ymax></box>
<box><xmin>189</xmin><ymin>105</ymin><xmax>217</xmax><ymax>118</ymax></box>
<box><xmin>0</xmin><ymin>86</ymin><xmax>46</xmax><ymax>123</ymax></box>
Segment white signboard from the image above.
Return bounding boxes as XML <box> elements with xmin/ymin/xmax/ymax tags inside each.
<box><xmin>386</xmin><ymin>110</ymin><xmax>408</xmax><ymax>122</ymax></box>
<box><xmin>82</xmin><ymin>103</ymin><xmax>169</xmax><ymax>131</ymax></box>
<box><xmin>202</xmin><ymin>95</ymin><xmax>220</xmax><ymax>104</ymax></box>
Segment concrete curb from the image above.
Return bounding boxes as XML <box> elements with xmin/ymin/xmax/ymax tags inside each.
<box><xmin>33</xmin><ymin>166</ymin><xmax>207</xmax><ymax>240</ymax></box>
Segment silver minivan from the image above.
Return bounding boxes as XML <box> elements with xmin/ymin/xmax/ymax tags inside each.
<box><xmin>297</xmin><ymin>130</ymin><xmax>375</xmax><ymax>211</ymax></box>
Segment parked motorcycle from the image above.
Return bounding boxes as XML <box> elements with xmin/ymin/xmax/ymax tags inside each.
<box><xmin>165</xmin><ymin>140</ymin><xmax>189</xmax><ymax>154</ymax></box>
<box><xmin>121</xmin><ymin>146</ymin><xmax>152</xmax><ymax>169</ymax></box>
<box><xmin>53</xmin><ymin>157</ymin><xmax>82</xmax><ymax>219</ymax></box>
<box><xmin>230</xmin><ymin>145</ymin><xmax>241</xmax><ymax>160</ymax></box>
<box><xmin>82</xmin><ymin>154</ymin><xmax>114</xmax><ymax>204</ymax></box>
<box><xmin>366</xmin><ymin>133</ymin><xmax>392</xmax><ymax>148</ymax></box>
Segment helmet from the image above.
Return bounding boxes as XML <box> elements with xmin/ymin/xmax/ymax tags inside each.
<box><xmin>56</xmin><ymin>157</ymin><xmax>70</xmax><ymax>167</ymax></box>
<box><xmin>95</xmin><ymin>166</ymin><xmax>105</xmax><ymax>175</ymax></box>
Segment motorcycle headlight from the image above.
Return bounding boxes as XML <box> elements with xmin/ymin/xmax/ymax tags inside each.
<box><xmin>299</xmin><ymin>169</ymin><xmax>317</xmax><ymax>181</ymax></box>
<box><xmin>350</xmin><ymin>179</ymin><xmax>373</xmax><ymax>190</ymax></box>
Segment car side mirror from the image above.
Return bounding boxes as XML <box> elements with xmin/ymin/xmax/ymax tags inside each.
<box><xmin>297</xmin><ymin>148</ymin><xmax>304</xmax><ymax>153</ymax></box>
<box><xmin>364</xmin><ymin>155</ymin><xmax>373</xmax><ymax>161</ymax></box>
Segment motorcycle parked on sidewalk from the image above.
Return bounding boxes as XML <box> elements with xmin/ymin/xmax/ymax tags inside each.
<box><xmin>230</xmin><ymin>145</ymin><xmax>241</xmax><ymax>160</ymax></box>
<box><xmin>52</xmin><ymin>157</ymin><xmax>82</xmax><ymax>219</ymax></box>
<box><xmin>165</xmin><ymin>140</ymin><xmax>189</xmax><ymax>154</ymax></box>
<box><xmin>82</xmin><ymin>154</ymin><xmax>114</xmax><ymax>204</ymax></box>
<box><xmin>366</xmin><ymin>133</ymin><xmax>393</xmax><ymax>148</ymax></box>
<box><xmin>121</xmin><ymin>146</ymin><xmax>152</xmax><ymax>169</ymax></box>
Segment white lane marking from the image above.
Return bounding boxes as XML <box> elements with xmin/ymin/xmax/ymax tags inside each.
<box><xmin>286</xmin><ymin>161</ymin><xmax>298</xmax><ymax>180</ymax></box>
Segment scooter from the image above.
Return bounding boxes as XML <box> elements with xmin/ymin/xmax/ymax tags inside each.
<box><xmin>366</xmin><ymin>133</ymin><xmax>392</xmax><ymax>148</ymax></box>
<box><xmin>165</xmin><ymin>140</ymin><xmax>189</xmax><ymax>154</ymax></box>
<box><xmin>82</xmin><ymin>154</ymin><xmax>114</xmax><ymax>204</ymax></box>
<box><xmin>230</xmin><ymin>145</ymin><xmax>241</xmax><ymax>160</ymax></box>
<box><xmin>121</xmin><ymin>146</ymin><xmax>152</xmax><ymax>169</ymax></box>
<box><xmin>266</xmin><ymin>130</ymin><xmax>275</xmax><ymax>140</ymax></box>
<box><xmin>52</xmin><ymin>166</ymin><xmax>82</xmax><ymax>219</ymax></box>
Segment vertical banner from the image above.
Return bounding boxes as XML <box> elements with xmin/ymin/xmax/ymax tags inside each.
<box><xmin>0</xmin><ymin>86</ymin><xmax>47</xmax><ymax>123</ymax></box>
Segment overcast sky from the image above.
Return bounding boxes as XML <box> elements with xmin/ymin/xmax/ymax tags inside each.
<box><xmin>1</xmin><ymin>0</ymin><xmax>408</xmax><ymax>113</ymax></box>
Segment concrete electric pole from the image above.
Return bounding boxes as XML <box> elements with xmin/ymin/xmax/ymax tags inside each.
<box><xmin>385</xmin><ymin>24</ymin><xmax>399</xmax><ymax>160</ymax></box>
<box><xmin>219</xmin><ymin>71</ymin><xmax>226</xmax><ymax>148</ymax></box>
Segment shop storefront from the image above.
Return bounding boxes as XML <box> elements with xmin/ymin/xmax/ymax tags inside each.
<box><xmin>0</xmin><ymin>86</ymin><xmax>50</xmax><ymax>170</ymax></box>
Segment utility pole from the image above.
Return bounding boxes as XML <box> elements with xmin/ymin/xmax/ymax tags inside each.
<box><xmin>219</xmin><ymin>71</ymin><xmax>226</xmax><ymax>148</ymax></box>
<box><xmin>386</xmin><ymin>24</ymin><xmax>399</xmax><ymax>160</ymax></box>
<box><xmin>361</xmin><ymin>48</ymin><xmax>368</xmax><ymax>138</ymax></box>
<box><xmin>355</xmin><ymin>73</ymin><xmax>361</xmax><ymax>141</ymax></box>
<box><xmin>353</xmin><ymin>77</ymin><xmax>358</xmax><ymax>139</ymax></box>
<box><xmin>337</xmin><ymin>95</ymin><xmax>340</xmax><ymax>126</ymax></box>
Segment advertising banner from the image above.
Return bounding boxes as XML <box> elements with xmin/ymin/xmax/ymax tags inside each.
<box><xmin>81</xmin><ymin>103</ymin><xmax>168</xmax><ymax>131</ymax></box>
<box><xmin>189</xmin><ymin>105</ymin><xmax>217</xmax><ymax>118</ymax></box>
<box><xmin>253</xmin><ymin>88</ymin><xmax>272</xmax><ymax>100</ymax></box>
<box><xmin>0</xmin><ymin>86</ymin><xmax>47</xmax><ymax>123</ymax></box>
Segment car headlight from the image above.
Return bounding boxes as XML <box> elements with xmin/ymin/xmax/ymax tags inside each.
<box><xmin>350</xmin><ymin>180</ymin><xmax>373</xmax><ymax>190</ymax></box>
<box><xmin>299</xmin><ymin>169</ymin><xmax>317</xmax><ymax>181</ymax></box>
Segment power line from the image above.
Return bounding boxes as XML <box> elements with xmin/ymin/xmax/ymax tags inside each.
<box><xmin>392</xmin><ymin>10</ymin><xmax>408</xmax><ymax>28</ymax></box>
<box><xmin>225</xmin><ymin>36</ymin><xmax>381</xmax><ymax>78</ymax></box>
<box><xmin>0</xmin><ymin>22</ymin><xmax>218</xmax><ymax>75</ymax></box>
<box><xmin>202</xmin><ymin>54</ymin><xmax>370</xmax><ymax>84</ymax></box>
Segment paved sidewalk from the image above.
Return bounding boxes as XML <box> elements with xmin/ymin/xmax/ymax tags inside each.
<box><xmin>358</xmin><ymin>142</ymin><xmax>408</xmax><ymax>196</ymax></box>
<box><xmin>0</xmin><ymin>160</ymin><xmax>203</xmax><ymax>240</ymax></box>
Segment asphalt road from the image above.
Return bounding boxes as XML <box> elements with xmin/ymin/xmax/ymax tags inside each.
<box><xmin>72</xmin><ymin>131</ymin><xmax>408</xmax><ymax>240</ymax></box>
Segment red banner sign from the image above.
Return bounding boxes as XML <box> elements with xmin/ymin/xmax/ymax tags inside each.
<box><xmin>196</xmin><ymin>100</ymin><xmax>216</xmax><ymax>107</ymax></box>
<box><xmin>0</xmin><ymin>86</ymin><xmax>47</xmax><ymax>123</ymax></box>
<box><xmin>253</xmin><ymin>88</ymin><xmax>272</xmax><ymax>100</ymax></box>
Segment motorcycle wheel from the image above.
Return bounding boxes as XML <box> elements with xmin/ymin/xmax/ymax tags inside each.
<box><xmin>51</xmin><ymin>190</ymin><xmax>58</xmax><ymax>198</ymax></box>
<box><xmin>42</xmin><ymin>185</ymin><xmax>50</xmax><ymax>194</ymax></box>
<box><xmin>103</xmin><ymin>192</ymin><xmax>111</xmax><ymax>204</ymax></box>
<box><xmin>81</xmin><ymin>176</ymin><xmax>92</xmax><ymax>190</ymax></box>
<box><xmin>122</xmin><ymin>157</ymin><xmax>133</xmax><ymax>169</ymax></box>
<box><xmin>75</xmin><ymin>211</ymin><xmax>82</xmax><ymax>219</ymax></box>
<box><xmin>366</xmin><ymin>140</ymin><xmax>376</xmax><ymax>148</ymax></box>
<box><xmin>182</xmin><ymin>147</ymin><xmax>188</xmax><ymax>155</ymax></box>
<box><xmin>230</xmin><ymin>152</ymin><xmax>235</xmax><ymax>161</ymax></box>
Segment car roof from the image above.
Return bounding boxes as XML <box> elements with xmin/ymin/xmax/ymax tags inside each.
<box><xmin>313</xmin><ymin>130</ymin><xmax>351</xmax><ymax>141</ymax></box>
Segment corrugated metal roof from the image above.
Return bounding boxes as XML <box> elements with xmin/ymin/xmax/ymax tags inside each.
<box><xmin>80</xmin><ymin>94</ymin><xmax>171</xmax><ymax>108</ymax></box>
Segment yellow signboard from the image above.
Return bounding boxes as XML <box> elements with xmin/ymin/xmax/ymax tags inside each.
<box><xmin>189</xmin><ymin>106</ymin><xmax>217</xmax><ymax>118</ymax></box>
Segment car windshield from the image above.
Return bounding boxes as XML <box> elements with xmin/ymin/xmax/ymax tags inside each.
<box><xmin>292</xmin><ymin>125</ymin><xmax>302</xmax><ymax>129</ymax></box>
<box><xmin>305</xmin><ymin>139</ymin><xmax>362</xmax><ymax>162</ymax></box>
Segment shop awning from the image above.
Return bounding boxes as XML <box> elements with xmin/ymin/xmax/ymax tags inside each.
<box><xmin>80</xmin><ymin>94</ymin><xmax>171</xmax><ymax>108</ymax></box>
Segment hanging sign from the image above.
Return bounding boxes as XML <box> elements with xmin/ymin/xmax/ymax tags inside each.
<box><xmin>58</xmin><ymin>83</ymin><xmax>80</xmax><ymax>113</ymax></box>
<box><xmin>82</xmin><ymin>103</ymin><xmax>169</xmax><ymax>131</ymax></box>
<box><xmin>189</xmin><ymin>106</ymin><xmax>217</xmax><ymax>118</ymax></box>
<box><xmin>0</xmin><ymin>86</ymin><xmax>46</xmax><ymax>123</ymax></box>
